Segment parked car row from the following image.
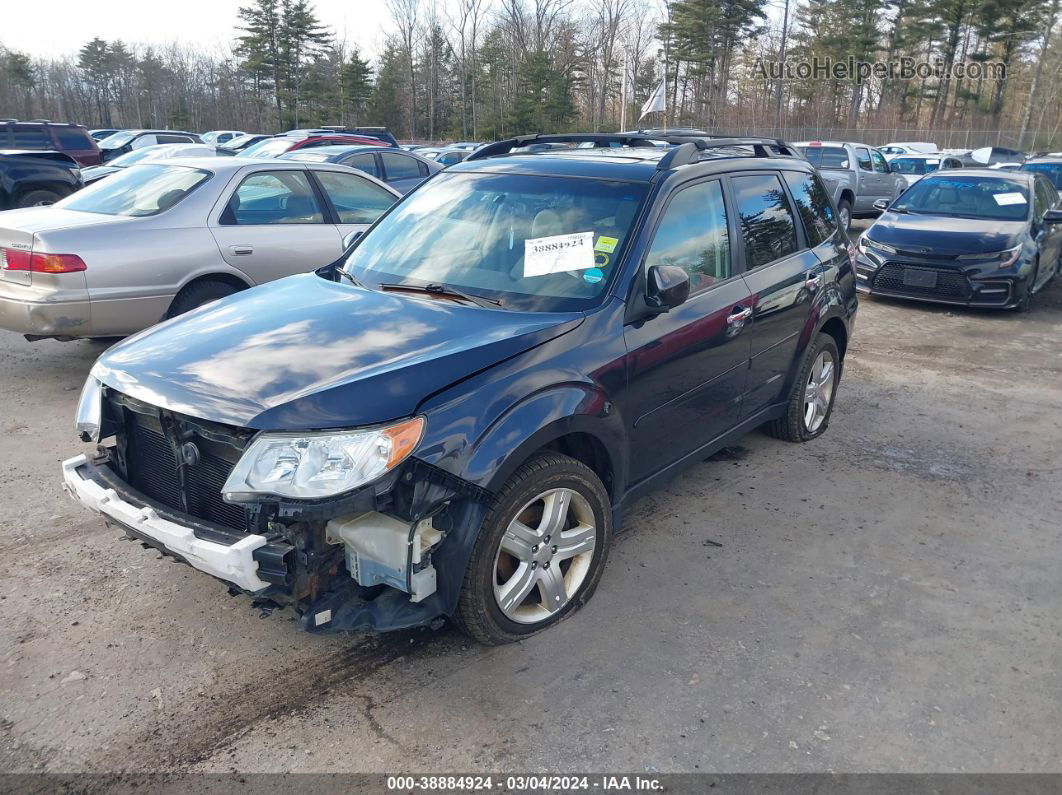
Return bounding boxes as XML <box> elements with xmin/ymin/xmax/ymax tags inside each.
<box><xmin>6</xmin><ymin>123</ymin><xmax>1054</xmax><ymax>648</ymax></box>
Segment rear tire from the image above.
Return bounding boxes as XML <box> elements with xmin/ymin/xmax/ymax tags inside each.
<box><xmin>837</xmin><ymin>199</ymin><xmax>853</xmax><ymax>230</ymax></box>
<box><xmin>763</xmin><ymin>334</ymin><xmax>841</xmax><ymax>443</ymax></box>
<box><xmin>456</xmin><ymin>452</ymin><xmax>612</xmax><ymax>645</ymax></box>
<box><xmin>166</xmin><ymin>280</ymin><xmax>240</xmax><ymax>319</ymax></box>
<box><xmin>17</xmin><ymin>189</ymin><xmax>62</xmax><ymax>208</ymax></box>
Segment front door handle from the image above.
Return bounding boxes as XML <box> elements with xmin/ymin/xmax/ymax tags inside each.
<box><xmin>727</xmin><ymin>306</ymin><xmax>753</xmax><ymax>325</ymax></box>
<box><xmin>230</xmin><ymin>245</ymin><xmax>253</xmax><ymax>256</ymax></box>
<box><xmin>805</xmin><ymin>272</ymin><xmax>823</xmax><ymax>290</ymax></box>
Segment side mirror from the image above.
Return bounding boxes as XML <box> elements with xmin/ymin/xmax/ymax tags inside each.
<box><xmin>342</xmin><ymin>230</ymin><xmax>363</xmax><ymax>252</ymax></box>
<box><xmin>873</xmin><ymin>199</ymin><xmax>890</xmax><ymax>212</ymax></box>
<box><xmin>646</xmin><ymin>265</ymin><xmax>690</xmax><ymax>313</ymax></box>
<box><xmin>1044</xmin><ymin>208</ymin><xmax>1062</xmax><ymax>224</ymax></box>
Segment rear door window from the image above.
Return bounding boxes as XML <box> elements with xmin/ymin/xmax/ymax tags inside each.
<box><xmin>381</xmin><ymin>152</ymin><xmax>421</xmax><ymax>181</ymax></box>
<box><xmin>343</xmin><ymin>153</ymin><xmax>380</xmax><ymax>178</ymax></box>
<box><xmin>731</xmin><ymin>173</ymin><xmax>800</xmax><ymax>268</ymax></box>
<box><xmin>644</xmin><ymin>180</ymin><xmax>730</xmax><ymax>295</ymax></box>
<box><xmin>12</xmin><ymin>126</ymin><xmax>49</xmax><ymax>149</ymax></box>
<box><xmin>222</xmin><ymin>170</ymin><xmax>325</xmax><ymax>225</ymax></box>
<box><xmin>782</xmin><ymin>171</ymin><xmax>837</xmax><ymax>246</ymax></box>
<box><xmin>855</xmin><ymin>147</ymin><xmax>873</xmax><ymax>172</ymax></box>
<box><xmin>314</xmin><ymin>170</ymin><xmax>396</xmax><ymax>224</ymax></box>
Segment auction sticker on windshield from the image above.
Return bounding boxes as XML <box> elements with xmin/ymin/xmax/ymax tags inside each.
<box><xmin>993</xmin><ymin>192</ymin><xmax>1027</xmax><ymax>205</ymax></box>
<box><xmin>524</xmin><ymin>231</ymin><xmax>595</xmax><ymax>277</ymax></box>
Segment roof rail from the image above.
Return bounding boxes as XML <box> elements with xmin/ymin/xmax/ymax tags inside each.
<box><xmin>466</xmin><ymin>133</ymin><xmax>660</xmax><ymax>161</ymax></box>
<box><xmin>657</xmin><ymin>137</ymin><xmax>801</xmax><ymax>170</ymax></box>
<box><xmin>466</xmin><ymin>132</ymin><xmax>802</xmax><ymax>169</ymax></box>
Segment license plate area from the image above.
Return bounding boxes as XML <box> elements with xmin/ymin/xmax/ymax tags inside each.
<box><xmin>902</xmin><ymin>267</ymin><xmax>938</xmax><ymax>288</ymax></box>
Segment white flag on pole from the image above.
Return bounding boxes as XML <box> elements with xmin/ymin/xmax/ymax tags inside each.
<box><xmin>639</xmin><ymin>80</ymin><xmax>666</xmax><ymax>119</ymax></box>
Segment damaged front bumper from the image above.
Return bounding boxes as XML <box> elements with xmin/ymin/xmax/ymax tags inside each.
<box><xmin>63</xmin><ymin>454</ymin><xmax>276</xmax><ymax>592</ymax></box>
<box><xmin>62</xmin><ymin>449</ymin><xmax>491</xmax><ymax>634</ymax></box>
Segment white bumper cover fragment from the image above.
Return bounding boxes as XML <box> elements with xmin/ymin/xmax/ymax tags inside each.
<box><xmin>62</xmin><ymin>454</ymin><xmax>270</xmax><ymax>592</ymax></box>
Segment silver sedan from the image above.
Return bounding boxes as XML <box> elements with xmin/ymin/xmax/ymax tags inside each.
<box><xmin>0</xmin><ymin>158</ymin><xmax>400</xmax><ymax>340</ymax></box>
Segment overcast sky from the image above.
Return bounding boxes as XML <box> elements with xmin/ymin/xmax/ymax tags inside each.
<box><xmin>2</xmin><ymin>0</ymin><xmax>396</xmax><ymax>61</ymax></box>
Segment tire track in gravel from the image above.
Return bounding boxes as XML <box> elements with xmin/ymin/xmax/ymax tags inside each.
<box><xmin>100</xmin><ymin>627</ymin><xmax>473</xmax><ymax>772</ymax></box>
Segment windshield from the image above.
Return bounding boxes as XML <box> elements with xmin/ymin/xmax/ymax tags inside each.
<box><xmin>1022</xmin><ymin>162</ymin><xmax>1062</xmax><ymax>189</ymax></box>
<box><xmin>58</xmin><ymin>164</ymin><xmax>211</xmax><ymax>217</ymax></box>
<box><xmin>342</xmin><ymin>172</ymin><xmax>648</xmax><ymax>312</ymax></box>
<box><xmin>98</xmin><ymin>131</ymin><xmax>136</xmax><ymax>149</ymax></box>
<box><xmin>799</xmin><ymin>146</ymin><xmax>849</xmax><ymax>169</ymax></box>
<box><xmin>237</xmin><ymin>138</ymin><xmax>293</xmax><ymax>158</ymax></box>
<box><xmin>890</xmin><ymin>157</ymin><xmax>940</xmax><ymax>175</ymax></box>
<box><xmin>891</xmin><ymin>175</ymin><xmax>1030</xmax><ymax>220</ymax></box>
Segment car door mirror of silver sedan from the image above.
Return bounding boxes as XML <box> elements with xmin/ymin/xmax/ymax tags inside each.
<box><xmin>343</xmin><ymin>231</ymin><xmax>364</xmax><ymax>252</ymax></box>
<box><xmin>1044</xmin><ymin>208</ymin><xmax>1062</xmax><ymax>224</ymax></box>
<box><xmin>873</xmin><ymin>199</ymin><xmax>890</xmax><ymax>212</ymax></box>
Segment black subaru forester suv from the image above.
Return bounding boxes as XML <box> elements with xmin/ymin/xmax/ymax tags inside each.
<box><xmin>64</xmin><ymin>134</ymin><xmax>857</xmax><ymax>644</ymax></box>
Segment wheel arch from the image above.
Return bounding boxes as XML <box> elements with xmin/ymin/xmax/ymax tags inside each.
<box><xmin>165</xmin><ymin>270</ymin><xmax>254</xmax><ymax>317</ymax></box>
<box><xmin>454</xmin><ymin>385</ymin><xmax>626</xmax><ymax>505</ymax></box>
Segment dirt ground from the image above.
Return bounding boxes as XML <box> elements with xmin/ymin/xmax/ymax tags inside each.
<box><xmin>2</xmin><ymin>219</ymin><xmax>1060</xmax><ymax>774</ymax></box>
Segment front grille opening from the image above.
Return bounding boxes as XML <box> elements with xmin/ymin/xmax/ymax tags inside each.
<box><xmin>873</xmin><ymin>263</ymin><xmax>972</xmax><ymax>299</ymax></box>
<box><xmin>121</xmin><ymin>408</ymin><xmax>248</xmax><ymax>531</ymax></box>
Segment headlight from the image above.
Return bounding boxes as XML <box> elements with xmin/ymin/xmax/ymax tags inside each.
<box><xmin>958</xmin><ymin>244</ymin><xmax>1022</xmax><ymax>268</ymax></box>
<box><xmin>858</xmin><ymin>234</ymin><xmax>896</xmax><ymax>255</ymax></box>
<box><xmin>75</xmin><ymin>376</ymin><xmax>102</xmax><ymax>442</ymax></box>
<box><xmin>222</xmin><ymin>417</ymin><xmax>424</xmax><ymax>501</ymax></box>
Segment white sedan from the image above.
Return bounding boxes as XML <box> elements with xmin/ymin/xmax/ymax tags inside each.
<box><xmin>0</xmin><ymin>158</ymin><xmax>401</xmax><ymax>340</ymax></box>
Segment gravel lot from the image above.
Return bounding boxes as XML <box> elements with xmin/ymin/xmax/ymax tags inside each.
<box><xmin>2</xmin><ymin>219</ymin><xmax>1060</xmax><ymax>774</ymax></box>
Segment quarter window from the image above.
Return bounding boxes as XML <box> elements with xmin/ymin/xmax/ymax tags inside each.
<box><xmin>56</xmin><ymin>128</ymin><xmax>92</xmax><ymax>149</ymax></box>
<box><xmin>222</xmin><ymin>171</ymin><xmax>325</xmax><ymax>225</ymax></box>
<box><xmin>782</xmin><ymin>171</ymin><xmax>837</xmax><ymax>246</ymax></box>
<box><xmin>644</xmin><ymin>180</ymin><xmax>730</xmax><ymax>294</ymax></box>
<box><xmin>315</xmin><ymin>170</ymin><xmax>395</xmax><ymax>224</ymax></box>
<box><xmin>731</xmin><ymin>173</ymin><xmax>800</xmax><ymax>268</ymax></box>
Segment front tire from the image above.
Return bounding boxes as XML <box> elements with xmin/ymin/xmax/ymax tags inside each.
<box><xmin>764</xmin><ymin>334</ymin><xmax>841</xmax><ymax>442</ymax></box>
<box><xmin>456</xmin><ymin>452</ymin><xmax>612</xmax><ymax>645</ymax></box>
<box><xmin>17</xmin><ymin>189</ymin><xmax>62</xmax><ymax>208</ymax></box>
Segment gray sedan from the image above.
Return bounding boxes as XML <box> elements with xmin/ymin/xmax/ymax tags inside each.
<box><xmin>0</xmin><ymin>158</ymin><xmax>400</xmax><ymax>340</ymax></box>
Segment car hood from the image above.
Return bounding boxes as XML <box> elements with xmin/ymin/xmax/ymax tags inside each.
<box><xmin>869</xmin><ymin>212</ymin><xmax>1026</xmax><ymax>254</ymax></box>
<box><xmin>92</xmin><ymin>273</ymin><xmax>584</xmax><ymax>430</ymax></box>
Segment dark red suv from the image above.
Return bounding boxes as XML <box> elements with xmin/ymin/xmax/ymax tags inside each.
<box><xmin>0</xmin><ymin>120</ymin><xmax>102</xmax><ymax>166</ymax></box>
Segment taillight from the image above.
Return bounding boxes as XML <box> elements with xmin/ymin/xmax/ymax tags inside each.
<box><xmin>0</xmin><ymin>247</ymin><xmax>86</xmax><ymax>273</ymax></box>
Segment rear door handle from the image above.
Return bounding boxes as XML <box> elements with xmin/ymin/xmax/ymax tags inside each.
<box><xmin>727</xmin><ymin>306</ymin><xmax>753</xmax><ymax>325</ymax></box>
<box><xmin>230</xmin><ymin>245</ymin><xmax>253</xmax><ymax>256</ymax></box>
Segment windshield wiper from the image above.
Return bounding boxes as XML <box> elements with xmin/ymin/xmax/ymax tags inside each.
<box><xmin>337</xmin><ymin>267</ymin><xmax>368</xmax><ymax>288</ymax></box>
<box><xmin>378</xmin><ymin>282</ymin><xmax>503</xmax><ymax>308</ymax></box>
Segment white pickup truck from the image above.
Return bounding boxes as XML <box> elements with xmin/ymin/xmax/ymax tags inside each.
<box><xmin>795</xmin><ymin>141</ymin><xmax>908</xmax><ymax>229</ymax></box>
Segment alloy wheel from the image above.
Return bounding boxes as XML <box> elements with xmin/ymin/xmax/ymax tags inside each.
<box><xmin>803</xmin><ymin>350</ymin><xmax>836</xmax><ymax>433</ymax></box>
<box><xmin>492</xmin><ymin>487</ymin><xmax>596</xmax><ymax>624</ymax></box>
